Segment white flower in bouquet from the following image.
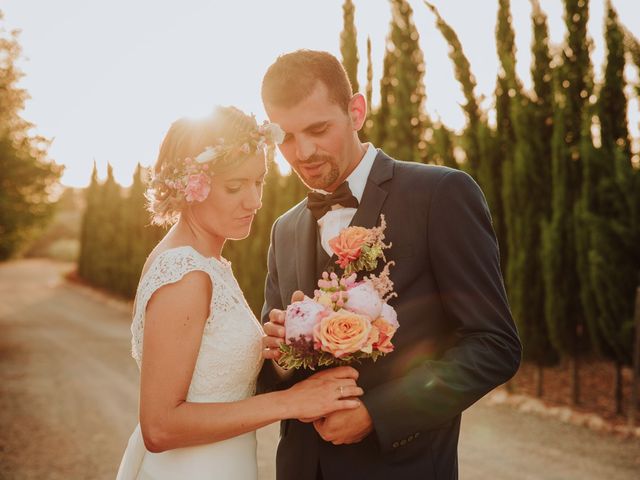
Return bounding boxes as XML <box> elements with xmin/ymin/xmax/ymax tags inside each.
<box><xmin>344</xmin><ymin>281</ymin><xmax>382</xmax><ymax>319</ymax></box>
<box><xmin>284</xmin><ymin>297</ymin><xmax>327</xmax><ymax>344</ymax></box>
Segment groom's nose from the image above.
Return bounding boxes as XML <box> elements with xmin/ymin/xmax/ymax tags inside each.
<box><xmin>295</xmin><ymin>136</ymin><xmax>317</xmax><ymax>162</ymax></box>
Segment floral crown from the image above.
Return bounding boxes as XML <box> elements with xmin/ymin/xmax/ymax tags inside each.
<box><xmin>147</xmin><ymin>118</ymin><xmax>285</xmax><ymax>224</ymax></box>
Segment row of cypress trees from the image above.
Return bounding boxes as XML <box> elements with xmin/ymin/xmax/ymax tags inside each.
<box><xmin>338</xmin><ymin>0</ymin><xmax>639</xmax><ymax>409</ymax></box>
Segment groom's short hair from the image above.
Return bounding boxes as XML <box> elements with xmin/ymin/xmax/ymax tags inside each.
<box><xmin>261</xmin><ymin>50</ymin><xmax>353</xmax><ymax>112</ymax></box>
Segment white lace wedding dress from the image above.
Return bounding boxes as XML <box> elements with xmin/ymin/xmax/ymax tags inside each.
<box><xmin>116</xmin><ymin>246</ymin><xmax>265</xmax><ymax>480</ymax></box>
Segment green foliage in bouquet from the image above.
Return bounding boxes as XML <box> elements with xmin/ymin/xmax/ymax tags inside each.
<box><xmin>278</xmin><ymin>337</ymin><xmax>385</xmax><ymax>371</ymax></box>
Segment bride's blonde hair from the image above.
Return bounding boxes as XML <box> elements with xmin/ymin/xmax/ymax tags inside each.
<box><xmin>147</xmin><ymin>106</ymin><xmax>263</xmax><ymax>226</ymax></box>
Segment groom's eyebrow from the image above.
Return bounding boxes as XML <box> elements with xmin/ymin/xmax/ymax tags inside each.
<box><xmin>302</xmin><ymin>121</ymin><xmax>328</xmax><ymax>132</ymax></box>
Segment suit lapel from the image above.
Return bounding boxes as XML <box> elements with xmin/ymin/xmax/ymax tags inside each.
<box><xmin>322</xmin><ymin>151</ymin><xmax>395</xmax><ymax>272</ymax></box>
<box><xmin>294</xmin><ymin>205</ymin><xmax>319</xmax><ymax>297</ymax></box>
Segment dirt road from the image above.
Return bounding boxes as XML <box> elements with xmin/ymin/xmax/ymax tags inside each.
<box><xmin>0</xmin><ymin>259</ymin><xmax>638</xmax><ymax>479</ymax></box>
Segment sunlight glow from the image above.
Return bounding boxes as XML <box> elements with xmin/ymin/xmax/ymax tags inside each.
<box><xmin>2</xmin><ymin>0</ymin><xmax>639</xmax><ymax>187</ymax></box>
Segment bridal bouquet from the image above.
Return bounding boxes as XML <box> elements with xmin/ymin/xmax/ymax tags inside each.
<box><xmin>279</xmin><ymin>216</ymin><xmax>398</xmax><ymax>370</ymax></box>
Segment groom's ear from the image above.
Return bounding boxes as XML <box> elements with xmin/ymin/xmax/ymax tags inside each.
<box><xmin>348</xmin><ymin>93</ymin><xmax>367</xmax><ymax>132</ymax></box>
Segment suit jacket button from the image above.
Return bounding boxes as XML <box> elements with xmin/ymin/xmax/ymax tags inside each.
<box><xmin>400</xmin><ymin>439</ymin><xmax>407</xmax><ymax>446</ymax></box>
<box><xmin>414</xmin><ymin>432</ymin><xmax>421</xmax><ymax>438</ymax></box>
<box><xmin>407</xmin><ymin>435</ymin><xmax>414</xmax><ymax>442</ymax></box>
<box><xmin>392</xmin><ymin>441</ymin><xmax>400</xmax><ymax>449</ymax></box>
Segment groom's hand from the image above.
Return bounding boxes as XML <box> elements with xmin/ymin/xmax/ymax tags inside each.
<box><xmin>262</xmin><ymin>290</ymin><xmax>305</xmax><ymax>361</ymax></box>
<box><xmin>313</xmin><ymin>403</ymin><xmax>374</xmax><ymax>445</ymax></box>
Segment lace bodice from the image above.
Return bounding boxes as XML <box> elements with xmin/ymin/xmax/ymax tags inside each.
<box><xmin>130</xmin><ymin>246</ymin><xmax>264</xmax><ymax>403</ymax></box>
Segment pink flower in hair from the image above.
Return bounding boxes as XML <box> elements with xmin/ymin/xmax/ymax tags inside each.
<box><xmin>184</xmin><ymin>173</ymin><xmax>211</xmax><ymax>203</ymax></box>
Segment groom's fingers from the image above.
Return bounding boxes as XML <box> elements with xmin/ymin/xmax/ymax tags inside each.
<box><xmin>268</xmin><ymin>308</ymin><xmax>285</xmax><ymax>326</ymax></box>
<box><xmin>290</xmin><ymin>290</ymin><xmax>305</xmax><ymax>303</ymax></box>
<box><xmin>263</xmin><ymin>320</ymin><xmax>285</xmax><ymax>341</ymax></box>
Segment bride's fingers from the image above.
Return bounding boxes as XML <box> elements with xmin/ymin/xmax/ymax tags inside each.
<box><xmin>312</xmin><ymin>366</ymin><xmax>359</xmax><ymax>380</ymax></box>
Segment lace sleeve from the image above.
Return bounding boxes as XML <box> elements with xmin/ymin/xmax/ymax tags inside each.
<box><xmin>130</xmin><ymin>247</ymin><xmax>214</xmax><ymax>366</ymax></box>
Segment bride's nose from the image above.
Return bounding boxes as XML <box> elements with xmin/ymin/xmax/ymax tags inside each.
<box><xmin>242</xmin><ymin>184</ymin><xmax>262</xmax><ymax>211</ymax></box>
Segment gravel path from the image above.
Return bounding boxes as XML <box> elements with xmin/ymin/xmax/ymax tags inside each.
<box><xmin>0</xmin><ymin>259</ymin><xmax>638</xmax><ymax>479</ymax></box>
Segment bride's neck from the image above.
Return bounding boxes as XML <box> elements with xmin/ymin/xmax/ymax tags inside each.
<box><xmin>170</xmin><ymin>217</ymin><xmax>226</xmax><ymax>260</ymax></box>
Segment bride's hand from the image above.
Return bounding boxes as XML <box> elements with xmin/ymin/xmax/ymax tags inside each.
<box><xmin>282</xmin><ymin>366</ymin><xmax>364</xmax><ymax>421</ymax></box>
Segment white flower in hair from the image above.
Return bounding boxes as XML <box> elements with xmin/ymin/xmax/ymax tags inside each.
<box><xmin>195</xmin><ymin>145</ymin><xmax>223</xmax><ymax>164</ymax></box>
<box><xmin>262</xmin><ymin>122</ymin><xmax>286</xmax><ymax>145</ymax></box>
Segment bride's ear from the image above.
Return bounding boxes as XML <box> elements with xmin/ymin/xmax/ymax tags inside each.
<box><xmin>348</xmin><ymin>93</ymin><xmax>367</xmax><ymax>131</ymax></box>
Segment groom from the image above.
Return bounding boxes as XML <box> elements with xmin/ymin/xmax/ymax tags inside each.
<box><xmin>259</xmin><ymin>50</ymin><xmax>521</xmax><ymax>480</ymax></box>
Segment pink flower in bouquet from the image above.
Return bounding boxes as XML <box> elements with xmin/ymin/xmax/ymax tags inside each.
<box><xmin>314</xmin><ymin>309</ymin><xmax>372</xmax><ymax>358</ymax></box>
<box><xmin>184</xmin><ymin>173</ymin><xmax>211</xmax><ymax>202</ymax></box>
<box><xmin>285</xmin><ymin>297</ymin><xmax>327</xmax><ymax>344</ymax></box>
<box><xmin>329</xmin><ymin>226</ymin><xmax>372</xmax><ymax>269</ymax></box>
<box><xmin>372</xmin><ymin>304</ymin><xmax>399</xmax><ymax>354</ymax></box>
<box><xmin>344</xmin><ymin>281</ymin><xmax>382</xmax><ymax>319</ymax></box>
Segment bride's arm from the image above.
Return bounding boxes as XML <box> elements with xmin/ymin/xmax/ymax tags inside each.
<box><xmin>139</xmin><ymin>271</ymin><xmax>362</xmax><ymax>453</ymax></box>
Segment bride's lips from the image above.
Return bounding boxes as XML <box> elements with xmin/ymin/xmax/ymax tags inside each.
<box><xmin>236</xmin><ymin>214</ymin><xmax>254</xmax><ymax>225</ymax></box>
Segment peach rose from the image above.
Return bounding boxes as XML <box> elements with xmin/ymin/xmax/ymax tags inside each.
<box><xmin>314</xmin><ymin>309</ymin><xmax>372</xmax><ymax>358</ymax></box>
<box><xmin>372</xmin><ymin>316</ymin><xmax>398</xmax><ymax>354</ymax></box>
<box><xmin>361</xmin><ymin>323</ymin><xmax>381</xmax><ymax>354</ymax></box>
<box><xmin>329</xmin><ymin>226</ymin><xmax>371</xmax><ymax>269</ymax></box>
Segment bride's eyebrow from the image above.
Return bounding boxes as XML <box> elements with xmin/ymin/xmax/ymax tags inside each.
<box><xmin>224</xmin><ymin>172</ymin><xmax>267</xmax><ymax>183</ymax></box>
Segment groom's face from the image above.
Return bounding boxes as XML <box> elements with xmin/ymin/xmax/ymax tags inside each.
<box><xmin>264</xmin><ymin>82</ymin><xmax>359</xmax><ymax>191</ymax></box>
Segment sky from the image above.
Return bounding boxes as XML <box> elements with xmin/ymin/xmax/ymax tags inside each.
<box><xmin>2</xmin><ymin>0</ymin><xmax>639</xmax><ymax>188</ymax></box>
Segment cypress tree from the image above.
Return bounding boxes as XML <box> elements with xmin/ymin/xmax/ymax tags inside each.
<box><xmin>377</xmin><ymin>0</ymin><xmax>428</xmax><ymax>162</ymax></box>
<box><xmin>430</xmin><ymin>121</ymin><xmax>457</xmax><ymax>168</ymax></box>
<box><xmin>586</xmin><ymin>1</ymin><xmax>638</xmax><ymax>414</ymax></box>
<box><xmin>542</xmin><ymin>0</ymin><xmax>594</xmax><ymax>406</ymax></box>
<box><xmin>340</xmin><ymin>0</ymin><xmax>359</xmax><ymax>94</ymax></box>
<box><xmin>362</xmin><ymin>36</ymin><xmax>374</xmax><ymax>143</ymax></box>
<box><xmin>490</xmin><ymin>0</ymin><xmax>519</xmax><ymax>280</ymax></box>
<box><xmin>424</xmin><ymin>1</ymin><xmax>482</xmax><ymax>177</ymax></box>
<box><xmin>505</xmin><ymin>0</ymin><xmax>559</xmax><ymax>396</ymax></box>
<box><xmin>78</xmin><ymin>162</ymin><xmax>100</xmax><ymax>280</ymax></box>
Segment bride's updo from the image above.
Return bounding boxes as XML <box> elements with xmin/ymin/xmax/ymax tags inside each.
<box><xmin>146</xmin><ymin>106</ymin><xmax>283</xmax><ymax>226</ymax></box>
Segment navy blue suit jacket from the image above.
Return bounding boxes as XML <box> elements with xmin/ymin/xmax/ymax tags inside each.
<box><xmin>259</xmin><ymin>151</ymin><xmax>521</xmax><ymax>479</ymax></box>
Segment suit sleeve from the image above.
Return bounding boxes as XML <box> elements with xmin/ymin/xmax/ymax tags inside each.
<box><xmin>256</xmin><ymin>218</ymin><xmax>290</xmax><ymax>393</ymax></box>
<box><xmin>361</xmin><ymin>169</ymin><xmax>522</xmax><ymax>455</ymax></box>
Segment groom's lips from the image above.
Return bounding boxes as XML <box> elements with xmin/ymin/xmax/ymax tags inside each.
<box><xmin>300</xmin><ymin>161</ymin><xmax>326</xmax><ymax>176</ymax></box>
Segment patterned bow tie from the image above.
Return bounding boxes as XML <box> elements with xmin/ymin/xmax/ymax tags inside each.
<box><xmin>306</xmin><ymin>182</ymin><xmax>359</xmax><ymax>220</ymax></box>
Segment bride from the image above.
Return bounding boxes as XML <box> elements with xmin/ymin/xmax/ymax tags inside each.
<box><xmin>116</xmin><ymin>106</ymin><xmax>363</xmax><ymax>479</ymax></box>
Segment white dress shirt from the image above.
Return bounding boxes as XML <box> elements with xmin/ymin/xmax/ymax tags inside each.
<box><xmin>316</xmin><ymin>143</ymin><xmax>378</xmax><ymax>256</ymax></box>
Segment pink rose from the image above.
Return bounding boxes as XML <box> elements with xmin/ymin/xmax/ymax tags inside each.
<box><xmin>184</xmin><ymin>173</ymin><xmax>211</xmax><ymax>203</ymax></box>
<box><xmin>314</xmin><ymin>309</ymin><xmax>372</xmax><ymax>358</ymax></box>
<box><xmin>285</xmin><ymin>297</ymin><xmax>327</xmax><ymax>344</ymax></box>
<box><xmin>344</xmin><ymin>281</ymin><xmax>382</xmax><ymax>319</ymax></box>
<box><xmin>329</xmin><ymin>226</ymin><xmax>371</xmax><ymax>269</ymax></box>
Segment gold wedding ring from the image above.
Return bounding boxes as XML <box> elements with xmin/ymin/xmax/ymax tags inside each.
<box><xmin>338</xmin><ymin>386</ymin><xmax>344</xmax><ymax>397</ymax></box>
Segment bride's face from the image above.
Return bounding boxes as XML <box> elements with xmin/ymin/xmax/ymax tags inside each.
<box><xmin>188</xmin><ymin>153</ymin><xmax>267</xmax><ymax>241</ymax></box>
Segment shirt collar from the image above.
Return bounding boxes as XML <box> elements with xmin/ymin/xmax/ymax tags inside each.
<box><xmin>345</xmin><ymin>143</ymin><xmax>377</xmax><ymax>202</ymax></box>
